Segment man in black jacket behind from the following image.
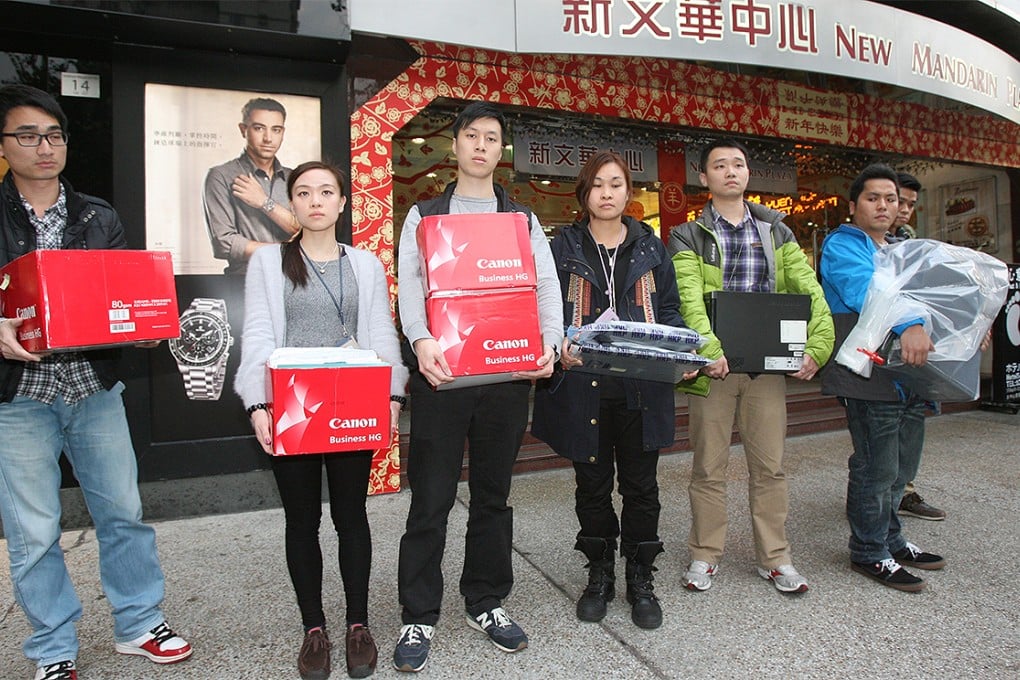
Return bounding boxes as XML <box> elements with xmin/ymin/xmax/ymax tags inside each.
<box><xmin>0</xmin><ymin>85</ymin><xmax>191</xmax><ymax>680</ymax></box>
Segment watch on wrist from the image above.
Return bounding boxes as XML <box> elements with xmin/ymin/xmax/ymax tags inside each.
<box><xmin>168</xmin><ymin>298</ymin><xmax>234</xmax><ymax>400</ymax></box>
<box><xmin>262</xmin><ymin>197</ymin><xmax>276</xmax><ymax>213</ymax></box>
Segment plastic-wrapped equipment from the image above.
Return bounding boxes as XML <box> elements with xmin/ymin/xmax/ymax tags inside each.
<box><xmin>835</xmin><ymin>239</ymin><xmax>1008</xmax><ymax>401</ymax></box>
<box><xmin>567</xmin><ymin>320</ymin><xmax>710</xmax><ymax>383</ymax></box>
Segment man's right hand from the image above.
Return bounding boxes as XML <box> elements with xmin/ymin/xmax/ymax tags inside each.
<box><xmin>413</xmin><ymin>338</ymin><xmax>454</xmax><ymax>387</ymax></box>
<box><xmin>0</xmin><ymin>318</ymin><xmax>41</xmax><ymax>362</ymax></box>
<box><xmin>702</xmin><ymin>355</ymin><xmax>729</xmax><ymax>380</ymax></box>
<box><xmin>899</xmin><ymin>325</ymin><xmax>933</xmax><ymax>367</ymax></box>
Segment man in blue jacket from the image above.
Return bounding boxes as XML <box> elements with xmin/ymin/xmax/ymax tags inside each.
<box><xmin>0</xmin><ymin>85</ymin><xmax>191</xmax><ymax>680</ymax></box>
<box><xmin>819</xmin><ymin>163</ymin><xmax>946</xmax><ymax>592</ymax></box>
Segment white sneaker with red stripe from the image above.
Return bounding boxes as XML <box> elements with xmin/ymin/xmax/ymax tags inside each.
<box><xmin>757</xmin><ymin>564</ymin><xmax>809</xmax><ymax>593</ymax></box>
<box><xmin>115</xmin><ymin>621</ymin><xmax>193</xmax><ymax>664</ymax></box>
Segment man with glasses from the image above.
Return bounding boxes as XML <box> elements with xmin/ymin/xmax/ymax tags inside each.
<box><xmin>203</xmin><ymin>96</ymin><xmax>295</xmax><ymax>275</ymax></box>
<box><xmin>0</xmin><ymin>84</ymin><xmax>192</xmax><ymax>680</ymax></box>
<box><xmin>667</xmin><ymin>139</ymin><xmax>833</xmax><ymax>595</ymax></box>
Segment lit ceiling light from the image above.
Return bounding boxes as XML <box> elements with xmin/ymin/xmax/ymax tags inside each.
<box><xmin>426</xmin><ymin>172</ymin><xmax>437</xmax><ymax>178</ymax></box>
<box><xmin>411</xmin><ymin>137</ymin><xmax>425</xmax><ymax>144</ymax></box>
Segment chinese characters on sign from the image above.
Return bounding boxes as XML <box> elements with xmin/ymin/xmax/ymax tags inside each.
<box><xmin>562</xmin><ymin>0</ymin><xmax>818</xmax><ymax>53</ymax></box>
<box><xmin>150</xmin><ymin>130</ymin><xmax>223</xmax><ymax>148</ymax></box>
<box><xmin>515</xmin><ymin>131</ymin><xmax>659</xmax><ymax>181</ymax></box>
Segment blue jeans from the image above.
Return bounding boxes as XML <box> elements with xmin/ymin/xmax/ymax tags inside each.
<box><xmin>842</xmin><ymin>396</ymin><xmax>926</xmax><ymax>564</ymax></box>
<box><xmin>0</xmin><ymin>384</ymin><xmax>166</xmax><ymax>666</ymax></box>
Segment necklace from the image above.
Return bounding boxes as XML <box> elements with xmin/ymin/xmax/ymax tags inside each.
<box><xmin>300</xmin><ymin>242</ymin><xmax>339</xmax><ymax>274</ymax></box>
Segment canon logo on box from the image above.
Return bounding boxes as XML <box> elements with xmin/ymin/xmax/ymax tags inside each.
<box><xmin>329</xmin><ymin>417</ymin><xmax>379</xmax><ymax>429</ymax></box>
<box><xmin>482</xmin><ymin>337</ymin><xmax>530</xmax><ymax>351</ymax></box>
<box><xmin>477</xmin><ymin>258</ymin><xmax>523</xmax><ymax>270</ymax></box>
<box><xmin>16</xmin><ymin>304</ymin><xmax>37</xmax><ymax>319</ymax></box>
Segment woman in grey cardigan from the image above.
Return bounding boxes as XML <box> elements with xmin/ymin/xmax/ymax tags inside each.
<box><xmin>235</xmin><ymin>161</ymin><xmax>407</xmax><ymax>680</ymax></box>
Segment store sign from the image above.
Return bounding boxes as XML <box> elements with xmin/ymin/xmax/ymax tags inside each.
<box><xmin>685</xmin><ymin>145</ymin><xmax>797</xmax><ymax>194</ymax></box>
<box><xmin>352</xmin><ymin>0</ymin><xmax>1020</xmax><ymax>125</ymax></box>
<box><xmin>514</xmin><ymin>131</ymin><xmax>658</xmax><ymax>181</ymax></box>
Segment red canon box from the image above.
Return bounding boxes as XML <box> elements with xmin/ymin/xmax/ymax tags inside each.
<box><xmin>267</xmin><ymin>364</ymin><xmax>392</xmax><ymax>455</ymax></box>
<box><xmin>426</xmin><ymin>288</ymin><xmax>542</xmax><ymax>389</ymax></box>
<box><xmin>0</xmin><ymin>249</ymin><xmax>180</xmax><ymax>352</ymax></box>
<box><xmin>417</xmin><ymin>212</ymin><xmax>537</xmax><ymax>296</ymax></box>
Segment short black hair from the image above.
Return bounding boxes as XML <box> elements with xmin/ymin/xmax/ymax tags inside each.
<box><xmin>241</xmin><ymin>97</ymin><xmax>286</xmax><ymax>124</ymax></box>
<box><xmin>452</xmin><ymin>101</ymin><xmax>507</xmax><ymax>140</ymax></box>
<box><xmin>896</xmin><ymin>172</ymin><xmax>922</xmax><ymax>193</ymax></box>
<box><xmin>849</xmin><ymin>163</ymin><xmax>899</xmax><ymax>203</ymax></box>
<box><xmin>0</xmin><ymin>84</ymin><xmax>67</xmax><ymax>132</ymax></box>
<box><xmin>699</xmin><ymin>138</ymin><xmax>750</xmax><ymax>171</ymax></box>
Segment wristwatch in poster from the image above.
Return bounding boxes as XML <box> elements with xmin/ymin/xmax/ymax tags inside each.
<box><xmin>262</xmin><ymin>197</ymin><xmax>276</xmax><ymax>213</ymax></box>
<box><xmin>169</xmin><ymin>297</ymin><xmax>234</xmax><ymax>400</ymax></box>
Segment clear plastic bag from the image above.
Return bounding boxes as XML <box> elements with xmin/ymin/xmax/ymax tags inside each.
<box><xmin>835</xmin><ymin>239</ymin><xmax>1008</xmax><ymax>400</ymax></box>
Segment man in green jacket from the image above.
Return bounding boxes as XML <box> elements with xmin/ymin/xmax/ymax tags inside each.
<box><xmin>667</xmin><ymin>139</ymin><xmax>834</xmax><ymax>594</ymax></box>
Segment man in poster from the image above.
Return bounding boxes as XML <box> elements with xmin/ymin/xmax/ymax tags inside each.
<box><xmin>203</xmin><ymin>97</ymin><xmax>296</xmax><ymax>275</ymax></box>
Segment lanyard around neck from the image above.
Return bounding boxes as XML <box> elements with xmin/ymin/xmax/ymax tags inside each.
<box><xmin>589</xmin><ymin>224</ymin><xmax>626</xmax><ymax>311</ymax></box>
<box><xmin>300</xmin><ymin>245</ymin><xmax>350</xmax><ymax>337</ymax></box>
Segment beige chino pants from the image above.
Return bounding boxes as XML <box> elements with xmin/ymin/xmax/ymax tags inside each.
<box><xmin>687</xmin><ymin>373</ymin><xmax>792</xmax><ymax>568</ymax></box>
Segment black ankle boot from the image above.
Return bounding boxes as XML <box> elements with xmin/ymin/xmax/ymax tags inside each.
<box><xmin>574</xmin><ymin>537</ymin><xmax>616</xmax><ymax>622</ymax></box>
<box><xmin>623</xmin><ymin>541</ymin><xmax>664</xmax><ymax>630</ymax></box>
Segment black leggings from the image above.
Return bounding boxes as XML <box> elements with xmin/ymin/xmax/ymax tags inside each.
<box><xmin>270</xmin><ymin>450</ymin><xmax>373</xmax><ymax>628</ymax></box>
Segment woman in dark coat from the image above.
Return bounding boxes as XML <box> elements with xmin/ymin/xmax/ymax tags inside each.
<box><xmin>532</xmin><ymin>150</ymin><xmax>685</xmax><ymax>630</ymax></box>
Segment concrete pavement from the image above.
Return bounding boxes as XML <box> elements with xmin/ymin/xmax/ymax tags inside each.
<box><xmin>2</xmin><ymin>409</ymin><xmax>1017</xmax><ymax>679</ymax></box>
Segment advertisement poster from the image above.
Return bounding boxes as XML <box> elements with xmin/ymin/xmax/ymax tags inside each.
<box><xmin>989</xmin><ymin>263</ymin><xmax>1020</xmax><ymax>407</ymax></box>
<box><xmin>143</xmin><ymin>84</ymin><xmax>320</xmax><ymax>443</ymax></box>
<box><xmin>937</xmin><ymin>176</ymin><xmax>997</xmax><ymax>251</ymax></box>
<box><xmin>144</xmin><ymin>83</ymin><xmax>321</xmax><ymax>275</ymax></box>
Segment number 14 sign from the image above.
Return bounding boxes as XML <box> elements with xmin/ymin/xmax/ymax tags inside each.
<box><xmin>60</xmin><ymin>72</ymin><xmax>101</xmax><ymax>99</ymax></box>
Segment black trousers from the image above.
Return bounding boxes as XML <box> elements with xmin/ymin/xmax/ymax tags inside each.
<box><xmin>573</xmin><ymin>398</ymin><xmax>661</xmax><ymax>551</ymax></box>
<box><xmin>270</xmin><ymin>449</ymin><xmax>373</xmax><ymax>628</ymax></box>
<box><xmin>398</xmin><ymin>373</ymin><xmax>531</xmax><ymax>624</ymax></box>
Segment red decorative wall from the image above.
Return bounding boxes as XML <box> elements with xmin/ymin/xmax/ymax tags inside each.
<box><xmin>352</xmin><ymin>40</ymin><xmax>1020</xmax><ymax>494</ymax></box>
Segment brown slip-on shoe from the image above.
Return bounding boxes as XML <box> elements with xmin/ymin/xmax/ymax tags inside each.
<box><xmin>298</xmin><ymin>627</ymin><xmax>331</xmax><ymax>680</ymax></box>
<box><xmin>346</xmin><ymin>624</ymin><xmax>378</xmax><ymax>678</ymax></box>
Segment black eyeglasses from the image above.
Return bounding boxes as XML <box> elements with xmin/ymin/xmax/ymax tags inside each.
<box><xmin>1</xmin><ymin>131</ymin><xmax>69</xmax><ymax>147</ymax></box>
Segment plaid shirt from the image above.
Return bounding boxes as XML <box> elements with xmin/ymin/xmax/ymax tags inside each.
<box><xmin>15</xmin><ymin>186</ymin><xmax>105</xmax><ymax>405</ymax></box>
<box><xmin>710</xmin><ymin>203</ymin><xmax>769</xmax><ymax>293</ymax></box>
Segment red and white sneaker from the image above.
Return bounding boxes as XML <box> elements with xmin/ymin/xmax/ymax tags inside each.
<box><xmin>115</xmin><ymin>621</ymin><xmax>193</xmax><ymax>664</ymax></box>
<box><xmin>34</xmin><ymin>660</ymin><xmax>76</xmax><ymax>680</ymax></box>
<box><xmin>757</xmin><ymin>564</ymin><xmax>810</xmax><ymax>593</ymax></box>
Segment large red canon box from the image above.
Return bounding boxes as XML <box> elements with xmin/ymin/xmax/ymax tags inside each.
<box><xmin>426</xmin><ymin>289</ymin><xmax>542</xmax><ymax>388</ymax></box>
<box><xmin>267</xmin><ymin>363</ymin><xmax>392</xmax><ymax>455</ymax></box>
<box><xmin>0</xmin><ymin>250</ymin><xmax>179</xmax><ymax>352</ymax></box>
<box><xmin>417</xmin><ymin>212</ymin><xmax>536</xmax><ymax>295</ymax></box>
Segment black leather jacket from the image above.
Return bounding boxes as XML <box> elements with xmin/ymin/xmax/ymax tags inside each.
<box><xmin>0</xmin><ymin>173</ymin><xmax>125</xmax><ymax>402</ymax></box>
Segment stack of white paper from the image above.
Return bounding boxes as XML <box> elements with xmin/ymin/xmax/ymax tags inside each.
<box><xmin>268</xmin><ymin>347</ymin><xmax>384</xmax><ymax>368</ymax></box>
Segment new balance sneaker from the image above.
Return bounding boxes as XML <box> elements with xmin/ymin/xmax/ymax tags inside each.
<box><xmin>757</xmin><ymin>564</ymin><xmax>809</xmax><ymax>593</ymax></box>
<box><xmin>114</xmin><ymin>621</ymin><xmax>193</xmax><ymax>664</ymax></box>
<box><xmin>34</xmin><ymin>661</ymin><xmax>76</xmax><ymax>680</ymax></box>
<box><xmin>892</xmin><ymin>542</ymin><xmax>946</xmax><ymax>570</ymax></box>
<box><xmin>851</xmin><ymin>558</ymin><xmax>926</xmax><ymax>592</ymax></box>
<box><xmin>898</xmin><ymin>492</ymin><xmax>947</xmax><ymax>520</ymax></box>
<box><xmin>682</xmin><ymin>560</ymin><xmax>718</xmax><ymax>591</ymax></box>
<box><xmin>392</xmin><ymin>624</ymin><xmax>434</xmax><ymax>673</ymax></box>
<box><xmin>465</xmin><ymin>607</ymin><xmax>528</xmax><ymax>653</ymax></box>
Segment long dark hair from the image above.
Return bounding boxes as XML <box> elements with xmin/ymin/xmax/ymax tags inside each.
<box><xmin>281</xmin><ymin>161</ymin><xmax>348</xmax><ymax>287</ymax></box>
